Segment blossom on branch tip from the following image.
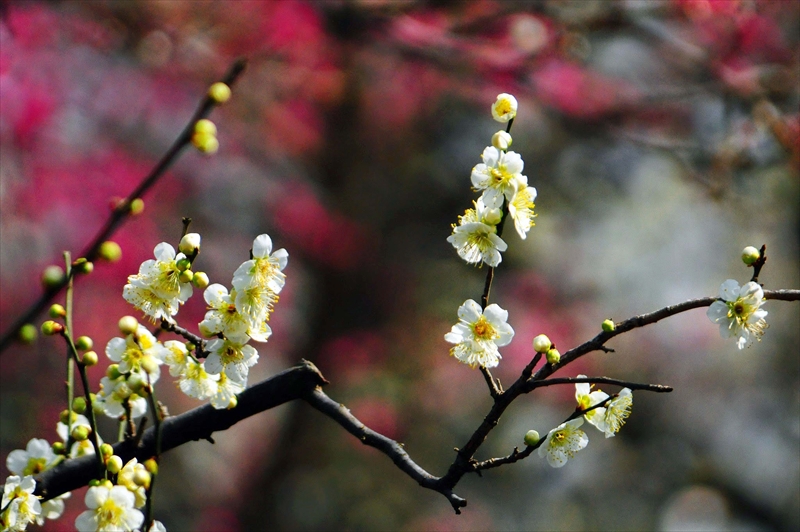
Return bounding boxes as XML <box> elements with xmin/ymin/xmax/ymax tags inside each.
<box><xmin>74</xmin><ymin>485</ymin><xmax>143</xmax><ymax>532</ymax></box>
<box><xmin>447</xmin><ymin>199</ymin><xmax>508</xmax><ymax>267</ymax></box>
<box><xmin>471</xmin><ymin>147</ymin><xmax>527</xmax><ymax>209</ymax></box>
<box><xmin>105</xmin><ymin>325</ymin><xmax>167</xmax><ymax>383</ymax></box>
<box><xmin>491</xmin><ymin>93</ymin><xmax>518</xmax><ymax>123</ymax></box>
<box><xmin>200</xmin><ymin>284</ymin><xmax>272</xmax><ymax>342</ymax></box>
<box><xmin>232</xmin><ymin>234</ymin><xmax>288</xmax><ymax>326</ymax></box>
<box><xmin>706</xmin><ymin>279</ymin><xmax>768</xmax><ymax>349</ymax></box>
<box><xmin>537</xmin><ymin>418</ymin><xmax>588</xmax><ymax>468</ymax></box>
<box><xmin>575</xmin><ymin>376</ymin><xmax>609</xmax><ymax>430</ymax></box>
<box><xmin>597</xmin><ymin>388</ymin><xmax>632</xmax><ymax>438</ymax></box>
<box><xmin>123</xmin><ymin>243</ymin><xmax>193</xmax><ymax>323</ymax></box>
<box><xmin>444</xmin><ymin>299</ymin><xmax>514</xmax><ymax>369</ymax></box>
<box><xmin>508</xmin><ymin>185</ymin><xmax>537</xmax><ymax>239</ymax></box>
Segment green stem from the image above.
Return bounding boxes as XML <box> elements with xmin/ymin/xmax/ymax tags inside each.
<box><xmin>63</xmin><ymin>252</ymin><xmax>75</xmax><ymax>454</ymax></box>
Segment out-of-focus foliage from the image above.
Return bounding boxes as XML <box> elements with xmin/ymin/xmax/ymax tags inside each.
<box><xmin>1</xmin><ymin>1</ymin><xmax>797</xmax><ymax>530</ymax></box>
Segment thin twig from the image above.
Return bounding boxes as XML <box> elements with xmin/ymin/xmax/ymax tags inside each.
<box><xmin>525</xmin><ymin>376</ymin><xmax>673</xmax><ymax>393</ymax></box>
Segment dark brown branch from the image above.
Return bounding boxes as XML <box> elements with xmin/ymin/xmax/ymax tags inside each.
<box><xmin>0</xmin><ymin>58</ymin><xmax>248</xmax><ymax>356</ymax></box>
<box><xmin>159</xmin><ymin>320</ymin><xmax>209</xmax><ymax>357</ymax></box>
<box><xmin>525</xmin><ymin>376</ymin><xmax>673</xmax><ymax>394</ymax></box>
<box><xmin>480</xmin><ymin>366</ymin><xmax>502</xmax><ymax>398</ymax></box>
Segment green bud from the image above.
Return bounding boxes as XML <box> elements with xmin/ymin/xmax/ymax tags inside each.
<box><xmin>192</xmin><ymin>271</ymin><xmax>210</xmax><ymax>289</ymax></box>
<box><xmin>75</xmin><ymin>336</ymin><xmax>93</xmax><ymax>351</ymax></box>
<box><xmin>208</xmin><ymin>82</ymin><xmax>232</xmax><ymax>104</ymax></box>
<box><xmin>51</xmin><ymin>441</ymin><xmax>66</xmax><ymax>455</ymax></box>
<box><xmin>178</xmin><ymin>269</ymin><xmax>194</xmax><ymax>283</ymax></box>
<box><xmin>60</xmin><ymin>409</ymin><xmax>78</xmax><ymax>425</ymax></box>
<box><xmin>71</xmin><ymin>425</ymin><xmax>90</xmax><ymax>441</ymax></box>
<box><xmin>491</xmin><ymin>130</ymin><xmax>513</xmax><ymax>150</ymax></box>
<box><xmin>81</xmin><ymin>350</ymin><xmax>99</xmax><ymax>367</ymax></box>
<box><xmin>17</xmin><ymin>324</ymin><xmax>38</xmax><ymax>344</ymax></box>
<box><xmin>532</xmin><ymin>334</ymin><xmax>551</xmax><ymax>353</ymax></box>
<box><xmin>100</xmin><ymin>479</ymin><xmax>113</xmax><ymax>490</ymax></box>
<box><xmin>601</xmin><ymin>319</ymin><xmax>615</xmax><ymax>332</ymax></box>
<box><xmin>742</xmin><ymin>246</ymin><xmax>760</xmax><ymax>266</ymax></box>
<box><xmin>176</xmin><ymin>258</ymin><xmax>192</xmax><ymax>271</ymax></box>
<box><xmin>88</xmin><ymin>479</ymin><xmax>102</xmax><ymax>487</ymax></box>
<box><xmin>133</xmin><ymin>469</ymin><xmax>151</xmax><ymax>488</ymax></box>
<box><xmin>179</xmin><ymin>233</ymin><xmax>201</xmax><ymax>256</ymax></box>
<box><xmin>118</xmin><ymin>316</ymin><xmax>139</xmax><ymax>335</ymax></box>
<box><xmin>129</xmin><ymin>198</ymin><xmax>145</xmax><ymax>215</ymax></box>
<box><xmin>194</xmin><ymin>118</ymin><xmax>218</xmax><ymax>136</ymax></box>
<box><xmin>192</xmin><ymin>131</ymin><xmax>219</xmax><ymax>154</ymax></box>
<box><xmin>98</xmin><ymin>241</ymin><xmax>122</xmax><ymax>262</ymax></box>
<box><xmin>127</xmin><ymin>372</ymin><xmax>146</xmax><ymax>393</ymax></box>
<box><xmin>41</xmin><ymin>265</ymin><xmax>65</xmax><ymax>290</ymax></box>
<box><xmin>72</xmin><ymin>396</ymin><xmax>87</xmax><ymax>414</ymax></box>
<box><xmin>41</xmin><ymin>320</ymin><xmax>64</xmax><ymax>336</ymax></box>
<box><xmin>106</xmin><ymin>364</ymin><xmax>122</xmax><ymax>380</ymax></box>
<box><xmin>144</xmin><ymin>458</ymin><xmax>159</xmax><ymax>475</ymax></box>
<box><xmin>73</xmin><ymin>258</ymin><xmax>94</xmax><ymax>274</ymax></box>
<box><xmin>49</xmin><ymin>304</ymin><xmax>66</xmax><ymax>318</ymax></box>
<box><xmin>100</xmin><ymin>443</ymin><xmax>114</xmax><ymax>458</ymax></box>
<box><xmin>141</xmin><ymin>356</ymin><xmax>160</xmax><ymax>376</ymax></box>
<box><xmin>523</xmin><ymin>429</ymin><xmax>540</xmax><ymax>447</ymax></box>
<box><xmin>226</xmin><ymin>396</ymin><xmax>238</xmax><ymax>409</ymax></box>
<box><xmin>546</xmin><ymin>348</ymin><xmax>561</xmax><ymax>365</ymax></box>
<box><xmin>106</xmin><ymin>455</ymin><xmax>123</xmax><ymax>474</ymax></box>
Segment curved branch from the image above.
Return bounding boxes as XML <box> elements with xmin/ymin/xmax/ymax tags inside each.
<box><xmin>525</xmin><ymin>376</ymin><xmax>673</xmax><ymax>393</ymax></box>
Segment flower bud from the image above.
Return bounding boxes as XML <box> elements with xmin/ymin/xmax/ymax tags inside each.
<box><xmin>742</xmin><ymin>246</ymin><xmax>760</xmax><ymax>266</ymax></box>
<box><xmin>192</xmin><ymin>131</ymin><xmax>219</xmax><ymax>154</ymax></box>
<box><xmin>72</xmin><ymin>396</ymin><xmax>87</xmax><ymax>414</ymax></box>
<box><xmin>106</xmin><ymin>455</ymin><xmax>123</xmax><ymax>474</ymax></box>
<box><xmin>81</xmin><ymin>350</ymin><xmax>99</xmax><ymax>367</ymax></box>
<box><xmin>144</xmin><ymin>458</ymin><xmax>159</xmax><ymax>475</ymax></box>
<box><xmin>98</xmin><ymin>241</ymin><xmax>122</xmax><ymax>262</ymax></box>
<box><xmin>17</xmin><ymin>324</ymin><xmax>38</xmax><ymax>344</ymax></box>
<box><xmin>601</xmin><ymin>319</ymin><xmax>615</xmax><ymax>332</ymax></box>
<box><xmin>73</xmin><ymin>258</ymin><xmax>94</xmax><ymax>274</ymax></box>
<box><xmin>52</xmin><ymin>441</ymin><xmax>66</xmax><ymax>455</ymax></box>
<box><xmin>127</xmin><ymin>372</ymin><xmax>146</xmax><ymax>393</ymax></box>
<box><xmin>141</xmin><ymin>356</ymin><xmax>160</xmax><ymax>376</ymax></box>
<box><xmin>176</xmin><ymin>258</ymin><xmax>192</xmax><ymax>272</ymax></box>
<box><xmin>483</xmin><ymin>208</ymin><xmax>503</xmax><ymax>226</ymax></box>
<box><xmin>100</xmin><ymin>479</ymin><xmax>113</xmax><ymax>490</ymax></box>
<box><xmin>42</xmin><ymin>265</ymin><xmax>65</xmax><ymax>290</ymax></box>
<box><xmin>226</xmin><ymin>396</ymin><xmax>238</xmax><ymax>409</ymax></box>
<box><xmin>194</xmin><ymin>119</ymin><xmax>217</xmax><ymax>136</ymax></box>
<box><xmin>106</xmin><ymin>364</ymin><xmax>122</xmax><ymax>380</ymax></box>
<box><xmin>41</xmin><ymin>320</ymin><xmax>64</xmax><ymax>336</ymax></box>
<box><xmin>100</xmin><ymin>443</ymin><xmax>114</xmax><ymax>459</ymax></box>
<box><xmin>49</xmin><ymin>304</ymin><xmax>66</xmax><ymax>318</ymax></box>
<box><xmin>492</xmin><ymin>93</ymin><xmax>518</xmax><ymax>123</ymax></box>
<box><xmin>546</xmin><ymin>348</ymin><xmax>561</xmax><ymax>365</ymax></box>
<box><xmin>208</xmin><ymin>82</ymin><xmax>232</xmax><ymax>103</ymax></box>
<box><xmin>71</xmin><ymin>425</ymin><xmax>90</xmax><ymax>441</ymax></box>
<box><xmin>133</xmin><ymin>469</ymin><xmax>152</xmax><ymax>489</ymax></box>
<box><xmin>118</xmin><ymin>316</ymin><xmax>139</xmax><ymax>336</ymax></box>
<box><xmin>60</xmin><ymin>409</ymin><xmax>78</xmax><ymax>425</ymax></box>
<box><xmin>179</xmin><ymin>233</ymin><xmax>202</xmax><ymax>255</ymax></box>
<box><xmin>532</xmin><ymin>334</ymin><xmax>551</xmax><ymax>353</ymax></box>
<box><xmin>491</xmin><ymin>130</ymin><xmax>513</xmax><ymax>150</ymax></box>
<box><xmin>523</xmin><ymin>429</ymin><xmax>540</xmax><ymax>447</ymax></box>
<box><xmin>129</xmin><ymin>198</ymin><xmax>145</xmax><ymax>215</ymax></box>
<box><xmin>178</xmin><ymin>269</ymin><xmax>194</xmax><ymax>283</ymax></box>
<box><xmin>89</xmin><ymin>479</ymin><xmax>102</xmax><ymax>487</ymax></box>
<box><xmin>192</xmin><ymin>271</ymin><xmax>210</xmax><ymax>289</ymax></box>
<box><xmin>75</xmin><ymin>336</ymin><xmax>93</xmax><ymax>351</ymax></box>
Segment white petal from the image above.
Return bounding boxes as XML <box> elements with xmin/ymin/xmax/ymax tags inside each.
<box><xmin>458</xmin><ymin>300</ymin><xmax>482</xmax><ymax>322</ymax></box>
<box><xmin>719</xmin><ymin>279</ymin><xmax>740</xmax><ymax>301</ymax></box>
<box><xmin>706</xmin><ymin>301</ymin><xmax>729</xmax><ymax>323</ymax></box>
<box><xmin>252</xmin><ymin>234</ymin><xmax>273</xmax><ymax>259</ymax></box>
<box><xmin>153</xmin><ymin>243</ymin><xmax>176</xmax><ymax>262</ymax></box>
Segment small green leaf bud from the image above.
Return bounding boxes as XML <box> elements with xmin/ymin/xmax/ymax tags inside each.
<box><xmin>75</xmin><ymin>336</ymin><xmax>93</xmax><ymax>351</ymax></box>
<box><xmin>59</xmin><ymin>409</ymin><xmax>78</xmax><ymax>425</ymax></box>
<box><xmin>73</xmin><ymin>258</ymin><xmax>94</xmax><ymax>274</ymax></box>
<box><xmin>98</xmin><ymin>241</ymin><xmax>122</xmax><ymax>262</ymax></box>
<box><xmin>106</xmin><ymin>364</ymin><xmax>122</xmax><ymax>380</ymax></box>
<box><xmin>601</xmin><ymin>319</ymin><xmax>615</xmax><ymax>332</ymax></box>
<box><xmin>127</xmin><ymin>372</ymin><xmax>146</xmax><ymax>393</ymax></box>
<box><xmin>194</xmin><ymin>118</ymin><xmax>218</xmax><ymax>136</ymax></box>
<box><xmin>17</xmin><ymin>324</ymin><xmax>38</xmax><ymax>344</ymax></box>
<box><xmin>176</xmin><ymin>258</ymin><xmax>192</xmax><ymax>272</ymax></box>
<box><xmin>100</xmin><ymin>443</ymin><xmax>114</xmax><ymax>459</ymax></box>
<box><xmin>49</xmin><ymin>304</ymin><xmax>66</xmax><ymax>318</ymax></box>
<box><xmin>71</xmin><ymin>425</ymin><xmax>90</xmax><ymax>441</ymax></box>
<box><xmin>532</xmin><ymin>334</ymin><xmax>551</xmax><ymax>353</ymax></box>
<box><xmin>192</xmin><ymin>131</ymin><xmax>219</xmax><ymax>154</ymax></box>
<box><xmin>133</xmin><ymin>469</ymin><xmax>152</xmax><ymax>489</ymax></box>
<box><xmin>192</xmin><ymin>271</ymin><xmax>210</xmax><ymax>289</ymax></box>
<box><xmin>72</xmin><ymin>396</ymin><xmax>87</xmax><ymax>414</ymax></box>
<box><xmin>523</xmin><ymin>429</ymin><xmax>540</xmax><ymax>447</ymax></box>
<box><xmin>491</xmin><ymin>130</ymin><xmax>513</xmax><ymax>150</ymax></box>
<box><xmin>129</xmin><ymin>198</ymin><xmax>145</xmax><ymax>215</ymax></box>
<box><xmin>144</xmin><ymin>458</ymin><xmax>159</xmax><ymax>475</ymax></box>
<box><xmin>742</xmin><ymin>246</ymin><xmax>760</xmax><ymax>266</ymax></box>
<box><xmin>106</xmin><ymin>455</ymin><xmax>123</xmax><ymax>474</ymax></box>
<box><xmin>81</xmin><ymin>350</ymin><xmax>99</xmax><ymax>367</ymax></box>
<box><xmin>41</xmin><ymin>320</ymin><xmax>64</xmax><ymax>336</ymax></box>
<box><xmin>546</xmin><ymin>348</ymin><xmax>561</xmax><ymax>365</ymax></box>
<box><xmin>208</xmin><ymin>82</ymin><xmax>232</xmax><ymax>103</ymax></box>
<box><xmin>179</xmin><ymin>232</ymin><xmax>202</xmax><ymax>255</ymax></box>
<box><xmin>89</xmin><ymin>479</ymin><xmax>102</xmax><ymax>487</ymax></box>
<box><xmin>178</xmin><ymin>269</ymin><xmax>194</xmax><ymax>283</ymax></box>
<box><xmin>51</xmin><ymin>441</ymin><xmax>66</xmax><ymax>455</ymax></box>
<box><xmin>118</xmin><ymin>316</ymin><xmax>139</xmax><ymax>336</ymax></box>
<box><xmin>42</xmin><ymin>265</ymin><xmax>65</xmax><ymax>290</ymax></box>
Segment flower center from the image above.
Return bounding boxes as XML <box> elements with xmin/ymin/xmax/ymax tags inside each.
<box><xmin>472</xmin><ymin>316</ymin><xmax>496</xmax><ymax>340</ymax></box>
<box><xmin>23</xmin><ymin>457</ymin><xmax>48</xmax><ymax>476</ymax></box>
<box><xmin>554</xmin><ymin>430</ymin><xmax>566</xmax><ymax>443</ymax></box>
<box><xmin>97</xmin><ymin>499</ymin><xmax>124</xmax><ymax>527</ymax></box>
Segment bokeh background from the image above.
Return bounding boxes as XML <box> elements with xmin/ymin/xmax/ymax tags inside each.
<box><xmin>1</xmin><ymin>1</ymin><xmax>798</xmax><ymax>530</ymax></box>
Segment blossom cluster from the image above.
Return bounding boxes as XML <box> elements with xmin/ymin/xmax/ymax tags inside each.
<box><xmin>706</xmin><ymin>279</ymin><xmax>768</xmax><ymax>349</ymax></box>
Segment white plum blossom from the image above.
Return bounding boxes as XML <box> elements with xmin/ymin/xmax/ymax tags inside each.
<box><xmin>596</xmin><ymin>388</ymin><xmax>632</xmax><ymax>438</ymax></box>
<box><xmin>117</xmin><ymin>459</ymin><xmax>148</xmax><ymax>509</ymax></box>
<box><xmin>94</xmin><ymin>376</ymin><xmax>148</xmax><ymax>420</ymax></box>
<box><xmin>210</xmin><ymin>371</ymin><xmax>245</xmax><ymax>409</ymax></box>
<box><xmin>199</xmin><ymin>284</ymin><xmax>272</xmax><ymax>342</ymax></box>
<box><xmin>444</xmin><ymin>299</ymin><xmax>514</xmax><ymax>369</ymax></box>
<box><xmin>471</xmin><ymin>146</ymin><xmax>528</xmax><ymax>209</ymax></box>
<box><xmin>447</xmin><ymin>198</ymin><xmax>508</xmax><ymax>267</ymax></box>
<box><xmin>74</xmin><ymin>485</ymin><xmax>143</xmax><ymax>532</ymax></box>
<box><xmin>105</xmin><ymin>325</ymin><xmax>168</xmax><ymax>382</ymax></box>
<box><xmin>41</xmin><ymin>492</ymin><xmax>70</xmax><ymax>521</ymax></box>
<box><xmin>232</xmin><ymin>234</ymin><xmax>288</xmax><ymax>325</ymax></box>
<box><xmin>149</xmin><ymin>520</ymin><xmax>167</xmax><ymax>532</ymax></box>
<box><xmin>123</xmin><ymin>243</ymin><xmax>193</xmax><ymax>323</ymax></box>
<box><xmin>538</xmin><ymin>418</ymin><xmax>589</xmax><ymax>468</ymax></box>
<box><xmin>164</xmin><ymin>340</ymin><xmax>190</xmax><ymax>377</ymax></box>
<box><xmin>491</xmin><ymin>93</ymin><xmax>518</xmax><ymax>123</ymax></box>
<box><xmin>2</xmin><ymin>475</ymin><xmax>42</xmax><ymax>530</ymax></box>
<box><xmin>707</xmin><ymin>279</ymin><xmax>768</xmax><ymax>349</ymax></box>
<box><xmin>204</xmin><ymin>335</ymin><xmax>259</xmax><ymax>384</ymax></box>
<box><xmin>574</xmin><ymin>377</ymin><xmax>609</xmax><ymax>430</ymax></box>
<box><xmin>178</xmin><ymin>359</ymin><xmax>219</xmax><ymax>401</ymax></box>
<box><xmin>6</xmin><ymin>439</ymin><xmax>59</xmax><ymax>477</ymax></box>
<box><xmin>508</xmin><ymin>185</ymin><xmax>537</xmax><ymax>239</ymax></box>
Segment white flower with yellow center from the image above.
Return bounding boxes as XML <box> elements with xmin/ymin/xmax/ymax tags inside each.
<box><xmin>105</xmin><ymin>325</ymin><xmax>167</xmax><ymax>382</ymax></box>
<box><xmin>56</xmin><ymin>414</ymin><xmax>103</xmax><ymax>458</ymax></box>
<box><xmin>232</xmin><ymin>234</ymin><xmax>288</xmax><ymax>325</ymax></box>
<box><xmin>41</xmin><ymin>492</ymin><xmax>70</xmax><ymax>522</ymax></box>
<box><xmin>596</xmin><ymin>388</ymin><xmax>632</xmax><ymax>438</ymax></box>
<box><xmin>74</xmin><ymin>485</ymin><xmax>143</xmax><ymax>532</ymax></box>
<box><xmin>491</xmin><ymin>93</ymin><xmax>518</xmax><ymax>123</ymax></box>
<box><xmin>164</xmin><ymin>340</ymin><xmax>190</xmax><ymax>377</ymax></box>
<box><xmin>471</xmin><ymin>146</ymin><xmax>528</xmax><ymax>209</ymax></box>
<box><xmin>574</xmin><ymin>377</ymin><xmax>609</xmax><ymax>430</ymax></box>
<box><xmin>210</xmin><ymin>371</ymin><xmax>245</xmax><ymax>409</ymax></box>
<box><xmin>707</xmin><ymin>280</ymin><xmax>768</xmax><ymax>349</ymax></box>
<box><xmin>117</xmin><ymin>459</ymin><xmax>148</xmax><ymax>509</ymax></box>
<box><xmin>444</xmin><ymin>299</ymin><xmax>514</xmax><ymax>368</ymax></box>
<box><xmin>95</xmin><ymin>376</ymin><xmax>148</xmax><ymax>420</ymax></box>
<box><xmin>6</xmin><ymin>439</ymin><xmax>59</xmax><ymax>477</ymax></box>
<box><xmin>200</xmin><ymin>284</ymin><xmax>272</xmax><ymax>342</ymax></box>
<box><xmin>1</xmin><ymin>475</ymin><xmax>42</xmax><ymax>530</ymax></box>
<box><xmin>447</xmin><ymin>199</ymin><xmax>508</xmax><ymax>267</ymax></box>
<box><xmin>204</xmin><ymin>334</ymin><xmax>259</xmax><ymax>384</ymax></box>
<box><xmin>538</xmin><ymin>418</ymin><xmax>589</xmax><ymax>468</ymax></box>
<box><xmin>123</xmin><ymin>243</ymin><xmax>193</xmax><ymax>323</ymax></box>
<box><xmin>508</xmin><ymin>185</ymin><xmax>537</xmax><ymax>239</ymax></box>
<box><xmin>178</xmin><ymin>359</ymin><xmax>219</xmax><ymax>401</ymax></box>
